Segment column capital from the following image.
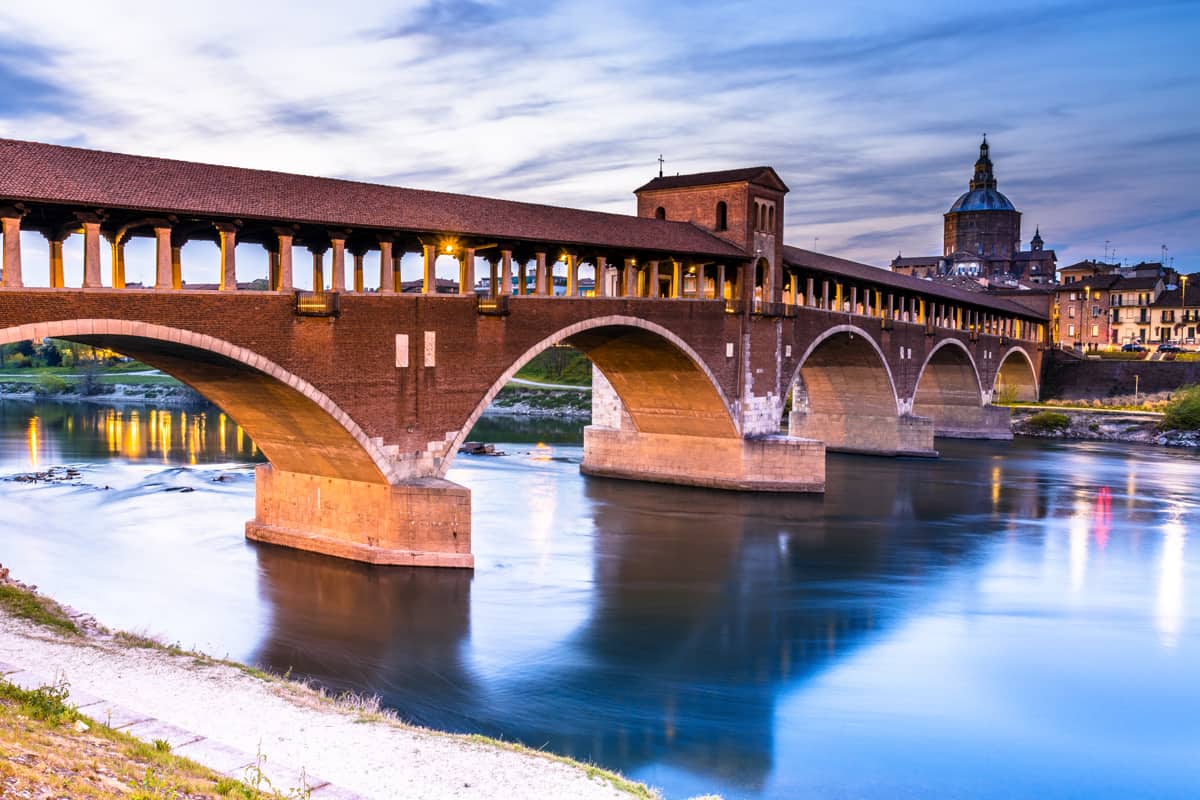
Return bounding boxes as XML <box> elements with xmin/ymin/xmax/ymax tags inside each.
<box><xmin>0</xmin><ymin>203</ymin><xmax>29</xmax><ymax>219</ymax></box>
<box><xmin>212</xmin><ymin>221</ymin><xmax>241</xmax><ymax>234</ymax></box>
<box><xmin>73</xmin><ymin>210</ymin><xmax>105</xmax><ymax>226</ymax></box>
<box><xmin>327</xmin><ymin>228</ymin><xmax>352</xmax><ymax>242</ymax></box>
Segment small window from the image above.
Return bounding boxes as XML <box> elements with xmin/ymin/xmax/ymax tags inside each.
<box><xmin>767</xmin><ymin>206</ymin><xmax>775</xmax><ymax>231</ymax></box>
<box><xmin>715</xmin><ymin>201</ymin><xmax>727</xmax><ymax>231</ymax></box>
<box><xmin>1091</xmin><ymin>325</ymin><xmax>1099</xmax><ymax>337</ymax></box>
<box><xmin>654</xmin><ymin>207</ymin><xmax>666</xmax><ymax>220</ymax></box>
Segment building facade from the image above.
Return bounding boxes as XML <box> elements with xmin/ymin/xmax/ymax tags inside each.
<box><xmin>892</xmin><ymin>138</ymin><xmax>1057</xmax><ymax>284</ymax></box>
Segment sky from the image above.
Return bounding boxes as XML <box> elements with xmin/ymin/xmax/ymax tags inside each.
<box><xmin>0</xmin><ymin>0</ymin><xmax>1197</xmax><ymax>287</ymax></box>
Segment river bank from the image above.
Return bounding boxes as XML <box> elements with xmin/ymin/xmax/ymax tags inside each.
<box><xmin>1008</xmin><ymin>405</ymin><xmax>1200</xmax><ymax>447</ymax></box>
<box><xmin>0</xmin><ymin>573</ymin><xmax>656</xmax><ymax>800</ymax></box>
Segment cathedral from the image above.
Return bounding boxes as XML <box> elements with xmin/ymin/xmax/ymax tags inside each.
<box><xmin>891</xmin><ymin>138</ymin><xmax>1056</xmax><ymax>284</ymax></box>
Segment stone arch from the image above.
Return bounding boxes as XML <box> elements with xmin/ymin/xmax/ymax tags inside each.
<box><xmin>0</xmin><ymin>319</ymin><xmax>396</xmax><ymax>484</ymax></box>
<box><xmin>446</xmin><ymin>315</ymin><xmax>739</xmax><ymax>475</ymax></box>
<box><xmin>715</xmin><ymin>201</ymin><xmax>728</xmax><ymax>231</ymax></box>
<box><xmin>790</xmin><ymin>325</ymin><xmax>901</xmax><ymax>418</ymax></box>
<box><xmin>786</xmin><ymin>325</ymin><xmax>928</xmax><ymax>455</ymax></box>
<box><xmin>994</xmin><ymin>346</ymin><xmax>1039</xmax><ymax>402</ymax></box>
<box><xmin>913</xmin><ymin>338</ymin><xmax>984</xmax><ymax>426</ymax></box>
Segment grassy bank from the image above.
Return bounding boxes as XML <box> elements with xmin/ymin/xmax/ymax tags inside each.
<box><xmin>0</xmin><ymin>576</ymin><xmax>659</xmax><ymax>799</ymax></box>
<box><xmin>0</xmin><ymin>677</ymin><xmax>275</xmax><ymax>799</ymax></box>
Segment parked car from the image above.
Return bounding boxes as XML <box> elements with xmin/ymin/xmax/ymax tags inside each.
<box><xmin>1121</xmin><ymin>343</ymin><xmax>1147</xmax><ymax>352</ymax></box>
<box><xmin>1157</xmin><ymin>343</ymin><xmax>1183</xmax><ymax>353</ymax></box>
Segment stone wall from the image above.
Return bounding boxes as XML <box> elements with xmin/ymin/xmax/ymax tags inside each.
<box><xmin>1041</xmin><ymin>349</ymin><xmax>1200</xmax><ymax>399</ymax></box>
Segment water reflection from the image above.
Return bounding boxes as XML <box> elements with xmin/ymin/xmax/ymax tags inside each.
<box><xmin>0</xmin><ymin>399</ymin><xmax>261</xmax><ymax>469</ymax></box>
<box><xmin>0</xmin><ymin>402</ymin><xmax>1198</xmax><ymax>799</ymax></box>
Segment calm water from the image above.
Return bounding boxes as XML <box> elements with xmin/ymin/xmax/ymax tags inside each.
<box><xmin>1</xmin><ymin>398</ymin><xmax>1197</xmax><ymax>799</ymax></box>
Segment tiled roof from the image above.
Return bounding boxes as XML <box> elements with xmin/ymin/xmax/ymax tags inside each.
<box><xmin>0</xmin><ymin>138</ymin><xmax>746</xmax><ymax>259</ymax></box>
<box><xmin>1012</xmin><ymin>250</ymin><xmax>1057</xmax><ymax>260</ymax></box>
<box><xmin>891</xmin><ymin>256</ymin><xmax>942</xmax><ymax>267</ymax></box>
<box><xmin>1153</xmin><ymin>285</ymin><xmax>1200</xmax><ymax>307</ymax></box>
<box><xmin>782</xmin><ymin>246</ymin><xmax>1044</xmax><ymax>318</ymax></box>
<box><xmin>634</xmin><ymin>166</ymin><xmax>788</xmax><ymax>193</ymax></box>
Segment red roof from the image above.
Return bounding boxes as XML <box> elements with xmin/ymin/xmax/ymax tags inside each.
<box><xmin>634</xmin><ymin>166</ymin><xmax>788</xmax><ymax>194</ymax></box>
<box><xmin>0</xmin><ymin>138</ymin><xmax>746</xmax><ymax>259</ymax></box>
<box><xmin>783</xmin><ymin>246</ymin><xmax>1046</xmax><ymax>319</ymax></box>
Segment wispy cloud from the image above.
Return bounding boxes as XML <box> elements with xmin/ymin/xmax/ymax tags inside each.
<box><xmin>0</xmin><ymin>0</ymin><xmax>1196</xmax><ymax>284</ymax></box>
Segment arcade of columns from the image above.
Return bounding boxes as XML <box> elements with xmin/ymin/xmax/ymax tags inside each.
<box><xmin>0</xmin><ymin>207</ymin><xmax>737</xmax><ymax>302</ymax></box>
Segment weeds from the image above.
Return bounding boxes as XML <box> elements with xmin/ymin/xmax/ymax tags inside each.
<box><xmin>0</xmin><ymin>584</ymin><xmax>79</xmax><ymax>634</ymax></box>
<box><xmin>1025</xmin><ymin>411</ymin><xmax>1071</xmax><ymax>433</ymax></box>
<box><xmin>1159</xmin><ymin>385</ymin><xmax>1200</xmax><ymax>431</ymax></box>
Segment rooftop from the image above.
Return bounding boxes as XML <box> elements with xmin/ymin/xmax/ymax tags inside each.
<box><xmin>783</xmin><ymin>246</ymin><xmax>1044</xmax><ymax>319</ymax></box>
<box><xmin>0</xmin><ymin>138</ymin><xmax>746</xmax><ymax>259</ymax></box>
<box><xmin>634</xmin><ymin>166</ymin><xmax>788</xmax><ymax>194</ymax></box>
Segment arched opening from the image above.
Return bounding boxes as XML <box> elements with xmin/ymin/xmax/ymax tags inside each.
<box><xmin>0</xmin><ymin>320</ymin><xmax>391</xmax><ymax>484</ymax></box>
<box><xmin>753</xmin><ymin>258</ymin><xmax>769</xmax><ymax>303</ymax></box>
<box><xmin>654</xmin><ymin>207</ymin><xmax>666</xmax><ymax>221</ymax></box>
<box><xmin>787</xmin><ymin>327</ymin><xmax>930</xmax><ymax>455</ymax></box>
<box><xmin>994</xmin><ymin>347</ymin><xmax>1039</xmax><ymax>403</ymax></box>
<box><xmin>450</xmin><ymin>317</ymin><xmax>738</xmax><ymax>465</ymax></box>
<box><xmin>913</xmin><ymin>341</ymin><xmax>985</xmax><ymax>436</ymax></box>
<box><xmin>768</xmin><ymin>206</ymin><xmax>775</xmax><ymax>231</ymax></box>
<box><xmin>715</xmin><ymin>201</ymin><xmax>728</xmax><ymax>231</ymax></box>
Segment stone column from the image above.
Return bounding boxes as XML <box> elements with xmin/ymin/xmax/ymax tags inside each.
<box><xmin>671</xmin><ymin>260</ymin><xmax>683</xmax><ymax>299</ymax></box>
<box><xmin>648</xmin><ymin>260</ymin><xmax>660</xmax><ymax>299</ymax></box>
<box><xmin>595</xmin><ymin>256</ymin><xmax>608</xmax><ymax>297</ymax></box>
<box><xmin>46</xmin><ymin>231</ymin><xmax>67</xmax><ymax>289</ymax></box>
<box><xmin>517</xmin><ymin>257</ymin><xmax>529</xmax><ymax>296</ymax></box>
<box><xmin>310</xmin><ymin>246</ymin><xmax>325</xmax><ymax>292</ymax></box>
<box><xmin>106</xmin><ymin>233</ymin><xmax>127</xmax><ymax>289</ymax></box>
<box><xmin>565</xmin><ymin>253</ymin><xmax>578</xmax><ymax>297</ymax></box>
<box><xmin>79</xmin><ymin>215</ymin><xmax>103</xmax><ymax>288</ymax></box>
<box><xmin>154</xmin><ymin>225</ymin><xmax>173</xmax><ymax>289</ymax></box>
<box><xmin>422</xmin><ymin>243</ymin><xmax>437</xmax><ymax>294</ymax></box>
<box><xmin>1</xmin><ymin>211</ymin><xmax>24</xmax><ymax>288</ymax></box>
<box><xmin>459</xmin><ymin>247</ymin><xmax>476</xmax><ymax>295</ymax></box>
<box><xmin>379</xmin><ymin>240</ymin><xmax>395</xmax><ymax>293</ymax></box>
<box><xmin>499</xmin><ymin>250</ymin><xmax>513</xmax><ymax>296</ymax></box>
<box><xmin>534</xmin><ymin>252</ymin><xmax>547</xmax><ymax>295</ymax></box>
<box><xmin>214</xmin><ymin>223</ymin><xmax>238</xmax><ymax>291</ymax></box>
<box><xmin>330</xmin><ymin>236</ymin><xmax>346</xmax><ymax>292</ymax></box>
<box><xmin>393</xmin><ymin>250</ymin><xmax>404</xmax><ymax>291</ymax></box>
<box><xmin>717</xmin><ymin>264</ymin><xmax>728</xmax><ymax>302</ymax></box>
<box><xmin>264</xmin><ymin>231</ymin><xmax>289</xmax><ymax>291</ymax></box>
<box><xmin>623</xmin><ymin>259</ymin><xmax>637</xmax><ymax>297</ymax></box>
<box><xmin>170</xmin><ymin>245</ymin><xmax>182</xmax><ymax>289</ymax></box>
<box><xmin>351</xmin><ymin>250</ymin><xmax>365</xmax><ymax>293</ymax></box>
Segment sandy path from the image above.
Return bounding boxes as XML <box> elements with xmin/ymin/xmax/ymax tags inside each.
<box><xmin>0</xmin><ymin>614</ymin><xmax>648</xmax><ymax>799</ymax></box>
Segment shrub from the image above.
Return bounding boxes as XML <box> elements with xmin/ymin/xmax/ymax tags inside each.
<box><xmin>1159</xmin><ymin>385</ymin><xmax>1200</xmax><ymax>431</ymax></box>
<box><xmin>1026</xmin><ymin>411</ymin><xmax>1070</xmax><ymax>433</ymax></box>
<box><xmin>33</xmin><ymin>373</ymin><xmax>70</xmax><ymax>396</ymax></box>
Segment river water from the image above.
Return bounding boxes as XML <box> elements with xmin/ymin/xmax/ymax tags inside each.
<box><xmin>0</xmin><ymin>398</ymin><xmax>1197</xmax><ymax>799</ymax></box>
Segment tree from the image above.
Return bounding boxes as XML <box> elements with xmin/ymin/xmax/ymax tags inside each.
<box><xmin>14</xmin><ymin>340</ymin><xmax>34</xmax><ymax>358</ymax></box>
<box><xmin>39</xmin><ymin>342</ymin><xmax>62</xmax><ymax>367</ymax></box>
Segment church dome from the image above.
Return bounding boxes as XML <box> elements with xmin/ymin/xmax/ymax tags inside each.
<box><xmin>948</xmin><ymin>187</ymin><xmax>1016</xmax><ymax>213</ymax></box>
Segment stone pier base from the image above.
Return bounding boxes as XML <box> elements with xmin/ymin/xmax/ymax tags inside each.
<box><xmin>921</xmin><ymin>404</ymin><xmax>1013</xmax><ymax>440</ymax></box>
<box><xmin>246</xmin><ymin>465</ymin><xmax>473</xmax><ymax>568</ymax></box>
<box><xmin>788</xmin><ymin>411</ymin><xmax>937</xmax><ymax>457</ymax></box>
<box><xmin>580</xmin><ymin>426</ymin><xmax>825</xmax><ymax>492</ymax></box>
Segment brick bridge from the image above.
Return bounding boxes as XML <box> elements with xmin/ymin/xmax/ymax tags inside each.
<box><xmin>0</xmin><ymin>139</ymin><xmax>1046</xmax><ymax>568</ymax></box>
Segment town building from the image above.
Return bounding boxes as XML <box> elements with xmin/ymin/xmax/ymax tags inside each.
<box><xmin>891</xmin><ymin>138</ymin><xmax>1057</xmax><ymax>285</ymax></box>
<box><xmin>1051</xmin><ymin>260</ymin><xmax>1200</xmax><ymax>348</ymax></box>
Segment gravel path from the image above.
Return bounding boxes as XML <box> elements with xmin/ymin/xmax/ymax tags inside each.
<box><xmin>0</xmin><ymin>614</ymin><xmax>649</xmax><ymax>799</ymax></box>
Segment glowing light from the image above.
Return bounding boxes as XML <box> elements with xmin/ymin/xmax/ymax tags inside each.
<box><xmin>1156</xmin><ymin>515</ymin><xmax>1186</xmax><ymax>648</ymax></box>
<box><xmin>444</xmin><ymin>243</ymin><xmax>455</xmax><ymax>254</ymax></box>
<box><xmin>26</xmin><ymin>416</ymin><xmax>40</xmax><ymax>469</ymax></box>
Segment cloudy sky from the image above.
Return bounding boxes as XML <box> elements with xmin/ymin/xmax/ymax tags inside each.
<box><xmin>1</xmin><ymin>0</ymin><xmax>1197</xmax><ymax>285</ymax></box>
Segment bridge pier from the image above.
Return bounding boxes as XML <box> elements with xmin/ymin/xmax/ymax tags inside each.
<box><xmin>788</xmin><ymin>410</ymin><xmax>937</xmax><ymax>457</ymax></box>
<box><xmin>246</xmin><ymin>465</ymin><xmax>473</xmax><ymax>568</ymax></box>
<box><xmin>581</xmin><ymin>369</ymin><xmax>824</xmax><ymax>491</ymax></box>
<box><xmin>580</xmin><ymin>426</ymin><xmax>825</xmax><ymax>492</ymax></box>
<box><xmin>917</xmin><ymin>403</ymin><xmax>1013</xmax><ymax>440</ymax></box>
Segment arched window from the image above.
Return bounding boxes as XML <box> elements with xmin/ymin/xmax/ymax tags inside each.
<box><xmin>715</xmin><ymin>201</ymin><xmax>727</xmax><ymax>231</ymax></box>
<box><xmin>756</xmin><ymin>203</ymin><xmax>764</xmax><ymax>231</ymax></box>
<box><xmin>655</xmin><ymin>207</ymin><xmax>666</xmax><ymax>220</ymax></box>
<box><xmin>768</xmin><ymin>206</ymin><xmax>775</xmax><ymax>231</ymax></box>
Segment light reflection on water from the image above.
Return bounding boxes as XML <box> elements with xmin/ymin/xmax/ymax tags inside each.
<box><xmin>0</xmin><ymin>398</ymin><xmax>1197</xmax><ymax>799</ymax></box>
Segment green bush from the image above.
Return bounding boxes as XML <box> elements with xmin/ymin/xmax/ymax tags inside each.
<box><xmin>33</xmin><ymin>373</ymin><xmax>70</xmax><ymax>396</ymax></box>
<box><xmin>1159</xmin><ymin>385</ymin><xmax>1200</xmax><ymax>431</ymax></box>
<box><xmin>1026</xmin><ymin>411</ymin><xmax>1070</xmax><ymax>433</ymax></box>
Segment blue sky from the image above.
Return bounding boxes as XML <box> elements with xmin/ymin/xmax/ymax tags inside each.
<box><xmin>0</xmin><ymin>0</ymin><xmax>1197</xmax><ymax>287</ymax></box>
